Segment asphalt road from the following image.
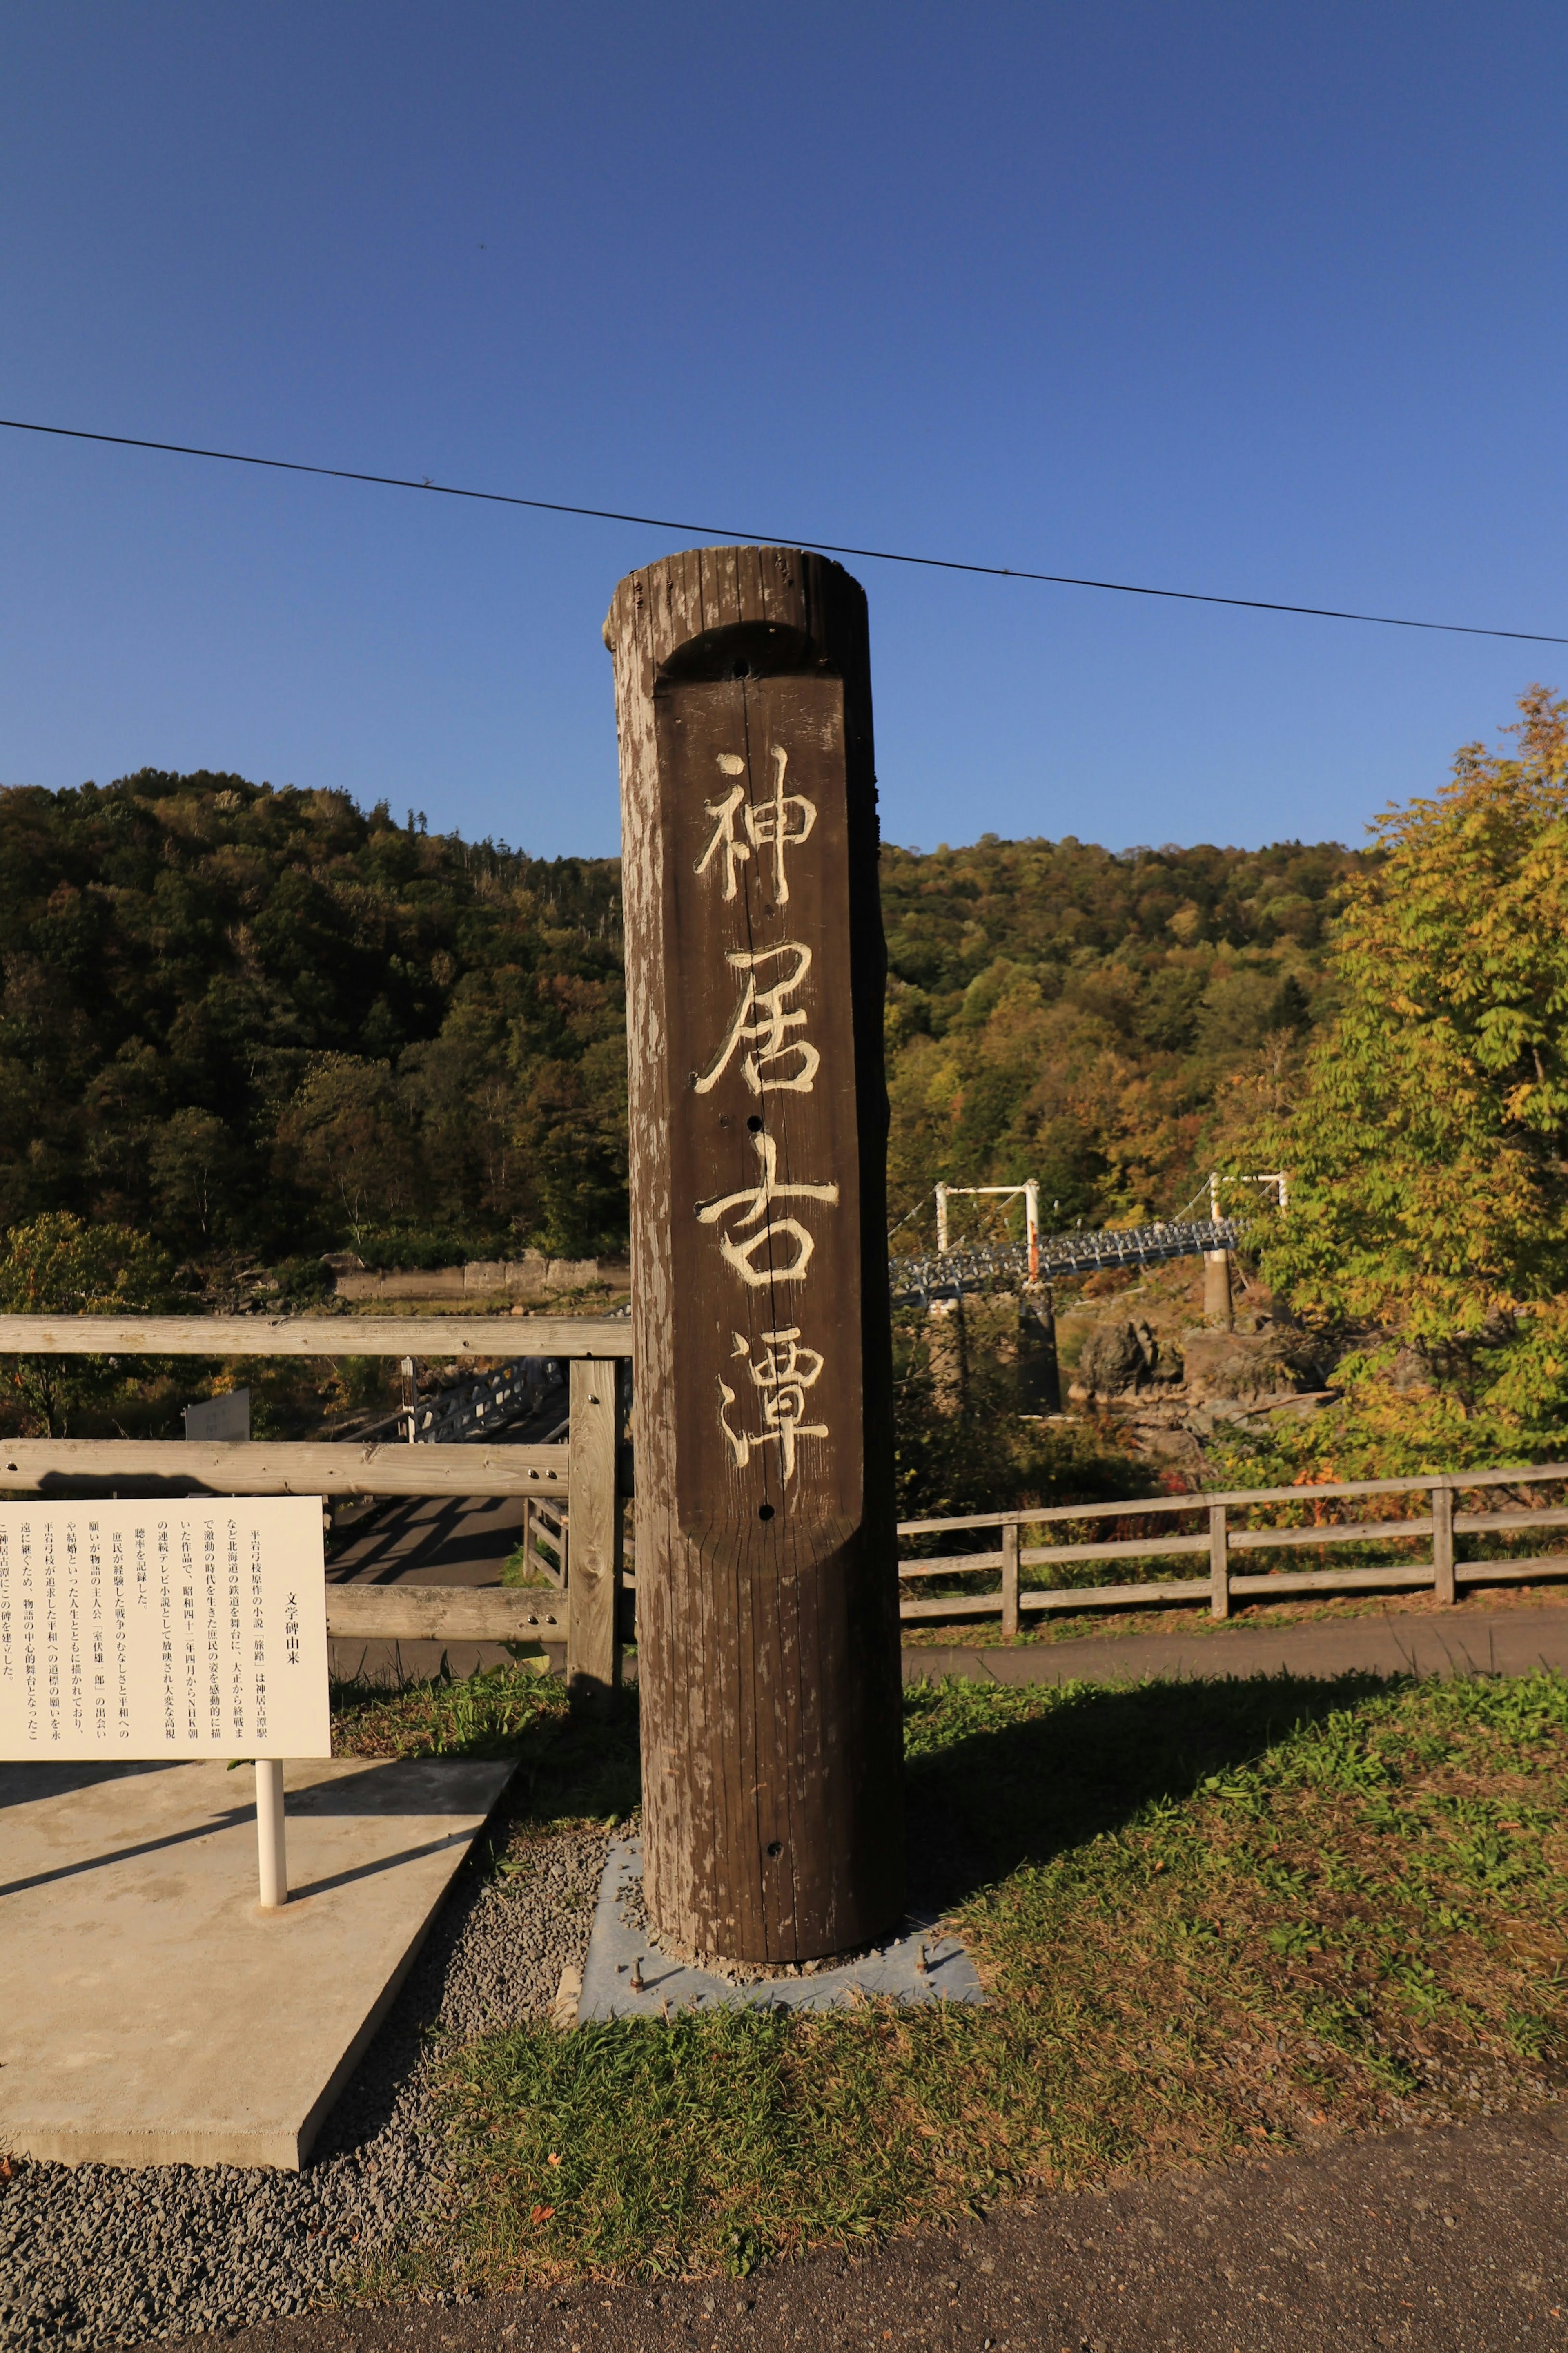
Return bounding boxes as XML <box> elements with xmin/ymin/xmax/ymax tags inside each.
<box><xmin>151</xmin><ymin>2105</ymin><xmax>1568</xmax><ymax>2353</ymax></box>
<box><xmin>907</xmin><ymin>1602</ymin><xmax>1568</xmax><ymax>1688</ymax></box>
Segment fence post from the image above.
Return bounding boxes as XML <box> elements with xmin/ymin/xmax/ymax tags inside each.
<box><xmin>566</xmin><ymin>1358</ymin><xmax>622</xmax><ymax>1700</ymax></box>
<box><xmin>1000</xmin><ymin>1519</ymin><xmax>1020</xmax><ymax>1639</ymax></box>
<box><xmin>1209</xmin><ymin>1503</ymin><xmax>1230</xmax><ymax>1620</ymax></box>
<box><xmin>1431</xmin><ymin>1480</ymin><xmax>1455</xmax><ymax>1606</ymax></box>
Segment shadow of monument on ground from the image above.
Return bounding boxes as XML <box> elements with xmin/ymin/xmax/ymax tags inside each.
<box><xmin>904</xmin><ymin>1670</ymin><xmax>1398</xmax><ymax>1913</ymax></box>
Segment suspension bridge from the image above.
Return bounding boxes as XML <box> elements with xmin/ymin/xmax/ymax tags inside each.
<box><xmin>885</xmin><ymin>1170</ymin><xmax>1285</xmax><ymax>1304</ymax></box>
<box><xmin>886</xmin><ymin>1214</ymin><xmax>1242</xmax><ymax>1305</ymax></box>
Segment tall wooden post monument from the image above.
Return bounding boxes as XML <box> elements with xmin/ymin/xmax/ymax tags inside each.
<box><xmin>606</xmin><ymin>545</ymin><xmax>905</xmax><ymax>1966</ymax></box>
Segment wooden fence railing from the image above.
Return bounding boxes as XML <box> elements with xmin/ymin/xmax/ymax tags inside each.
<box><xmin>896</xmin><ymin>1462</ymin><xmax>1568</xmax><ymax>1636</ymax></box>
<box><xmin>11</xmin><ymin>1320</ymin><xmax>1566</xmax><ymax>1666</ymax></box>
<box><xmin>0</xmin><ymin>1315</ymin><xmax>631</xmax><ymax>1685</ymax></box>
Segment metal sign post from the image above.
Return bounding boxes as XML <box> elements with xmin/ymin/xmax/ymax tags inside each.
<box><xmin>256</xmin><ymin>1758</ymin><xmax>288</xmax><ymax>1907</ymax></box>
<box><xmin>606</xmin><ymin>545</ymin><xmax>905</xmax><ymax>1968</ymax></box>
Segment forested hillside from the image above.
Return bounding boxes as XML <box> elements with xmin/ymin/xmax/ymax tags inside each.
<box><xmin>880</xmin><ymin>833</ymin><xmax>1372</xmax><ymax>1251</ymax></box>
<box><xmin>0</xmin><ymin>772</ymin><xmax>628</xmax><ymax>1277</ymax></box>
<box><xmin>0</xmin><ymin>765</ymin><xmax>1372</xmax><ymax>1279</ymax></box>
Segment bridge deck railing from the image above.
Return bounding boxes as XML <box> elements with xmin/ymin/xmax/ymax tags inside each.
<box><xmin>888</xmin><ymin>1216</ymin><xmax>1241</xmax><ymax>1303</ymax></box>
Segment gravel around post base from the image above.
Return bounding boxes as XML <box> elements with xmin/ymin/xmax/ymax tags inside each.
<box><xmin>0</xmin><ymin>1824</ymin><xmax>610</xmax><ymax>2353</ymax></box>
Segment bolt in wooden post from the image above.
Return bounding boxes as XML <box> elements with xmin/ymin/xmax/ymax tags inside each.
<box><xmin>605</xmin><ymin>544</ymin><xmax>905</xmax><ymax>1967</ymax></box>
<box><xmin>256</xmin><ymin>1759</ymin><xmax>287</xmax><ymax>1908</ymax></box>
<box><xmin>566</xmin><ymin>1358</ymin><xmax>623</xmax><ymax>1700</ymax></box>
<box><xmin>1431</xmin><ymin>1481</ymin><xmax>1455</xmax><ymax>1607</ymax></box>
<box><xmin>1209</xmin><ymin>1502</ymin><xmax>1230</xmax><ymax>1621</ymax></box>
<box><xmin>1000</xmin><ymin>1520</ymin><xmax>1021</xmax><ymax>1639</ymax></box>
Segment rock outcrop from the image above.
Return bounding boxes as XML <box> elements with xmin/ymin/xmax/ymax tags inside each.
<box><xmin>1074</xmin><ymin>1318</ymin><xmax>1185</xmax><ymax>1398</ymax></box>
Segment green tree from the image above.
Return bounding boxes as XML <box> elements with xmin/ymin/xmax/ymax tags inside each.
<box><xmin>1248</xmin><ymin>686</ymin><xmax>1568</xmax><ymax>1461</ymax></box>
<box><xmin>148</xmin><ymin>1107</ymin><xmax>242</xmax><ymax>1246</ymax></box>
<box><xmin>274</xmin><ymin>1055</ymin><xmax>421</xmax><ymax>1248</ymax></box>
<box><xmin>0</xmin><ymin>1212</ymin><xmax>172</xmax><ymax>1434</ymax></box>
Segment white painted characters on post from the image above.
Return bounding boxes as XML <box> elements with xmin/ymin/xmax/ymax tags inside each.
<box><xmin>689</xmin><ymin>735</ymin><xmax>839</xmax><ymax>1487</ymax></box>
<box><xmin>695</xmin><ymin>1130</ymin><xmax>839</xmax><ymax>1288</ymax></box>
<box><xmin>694</xmin><ymin>943</ymin><xmax>819</xmax><ymax>1097</ymax></box>
<box><xmin>695</xmin><ymin>746</ymin><xmax>817</xmax><ymax>904</ymax></box>
<box><xmin>718</xmin><ymin>1327</ymin><xmax>829</xmax><ymax>1480</ymax></box>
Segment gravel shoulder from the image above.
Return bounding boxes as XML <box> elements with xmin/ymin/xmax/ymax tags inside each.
<box><xmin>0</xmin><ymin>1820</ymin><xmax>610</xmax><ymax>2353</ymax></box>
<box><xmin>147</xmin><ymin>2105</ymin><xmax>1568</xmax><ymax>2353</ymax></box>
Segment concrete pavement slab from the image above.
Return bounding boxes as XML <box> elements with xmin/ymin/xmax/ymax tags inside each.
<box><xmin>0</xmin><ymin>1753</ymin><xmax>512</xmax><ymax>2171</ymax></box>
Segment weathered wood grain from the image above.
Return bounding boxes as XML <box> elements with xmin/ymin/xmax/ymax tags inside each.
<box><xmin>0</xmin><ymin>1439</ymin><xmax>568</xmax><ymax>1496</ymax></box>
<box><xmin>1000</xmin><ymin>1521</ymin><xmax>1020</xmax><ymax>1639</ymax></box>
<box><xmin>1227</xmin><ymin>1564</ymin><xmax>1436</xmax><ymax>1597</ymax></box>
<box><xmin>607</xmin><ymin>545</ymin><xmax>904</xmax><ymax>1966</ymax></box>
<box><xmin>325</xmin><ymin>1586</ymin><xmax>566</xmax><ymax>1640</ymax></box>
<box><xmin>566</xmin><ymin>1358</ymin><xmax>623</xmax><ymax>1696</ymax></box>
<box><xmin>1431</xmin><ymin>1482</ymin><xmax>1456</xmax><ymax>1605</ymax></box>
<box><xmin>1019</xmin><ymin>1532</ymin><xmax>1212</xmax><ymax>1568</ymax></box>
<box><xmin>1209</xmin><ymin>1503</ymin><xmax>1230</xmax><ymax>1621</ymax></box>
<box><xmin>1452</xmin><ymin>1503</ymin><xmax>1568</xmax><ymax>1534</ymax></box>
<box><xmin>1227</xmin><ymin>1516</ymin><xmax>1435</xmax><ymax>1551</ymax></box>
<box><xmin>898</xmin><ymin>1550</ymin><xmax>1008</xmax><ymax>1577</ymax></box>
<box><xmin>1455</xmin><ymin>1554</ymin><xmax>1568</xmax><ymax>1582</ymax></box>
<box><xmin>1018</xmin><ymin>1577</ymin><xmax>1213</xmax><ymax>1612</ymax></box>
<box><xmin>0</xmin><ymin>1316</ymin><xmax>632</xmax><ymax>1358</ymax></box>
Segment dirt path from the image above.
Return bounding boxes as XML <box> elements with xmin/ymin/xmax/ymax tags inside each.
<box><xmin>147</xmin><ymin>2106</ymin><xmax>1567</xmax><ymax>2352</ymax></box>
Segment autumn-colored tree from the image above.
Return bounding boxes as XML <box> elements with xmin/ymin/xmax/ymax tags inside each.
<box><xmin>1247</xmin><ymin>687</ymin><xmax>1568</xmax><ymax>1461</ymax></box>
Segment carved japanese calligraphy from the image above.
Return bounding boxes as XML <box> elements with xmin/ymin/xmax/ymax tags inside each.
<box><xmin>695</xmin><ymin>1129</ymin><xmax>840</xmax><ymax>1285</ymax></box>
<box><xmin>717</xmin><ymin>1327</ymin><xmax>829</xmax><ymax>1480</ymax></box>
<box><xmin>693</xmin><ymin>943</ymin><xmax>820</xmax><ymax>1096</ymax></box>
<box><xmin>660</xmin><ymin>677</ymin><xmax>863</xmax><ymax>1530</ymax></box>
<box><xmin>694</xmin><ymin>744</ymin><xmax>818</xmax><ymax>903</ymax></box>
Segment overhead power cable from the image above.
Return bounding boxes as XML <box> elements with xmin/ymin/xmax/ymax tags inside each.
<box><xmin>2</xmin><ymin>411</ymin><xmax>1564</xmax><ymax>647</ymax></box>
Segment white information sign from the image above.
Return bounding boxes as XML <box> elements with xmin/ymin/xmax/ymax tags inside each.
<box><xmin>0</xmin><ymin>1497</ymin><xmax>330</xmax><ymax>1761</ymax></box>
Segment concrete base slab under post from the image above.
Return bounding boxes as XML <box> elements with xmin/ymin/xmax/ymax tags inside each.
<box><xmin>577</xmin><ymin>1838</ymin><xmax>984</xmax><ymax>2020</ymax></box>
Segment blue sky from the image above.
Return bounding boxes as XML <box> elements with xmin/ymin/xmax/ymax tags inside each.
<box><xmin>2</xmin><ymin>2</ymin><xmax>1565</xmax><ymax>860</ymax></box>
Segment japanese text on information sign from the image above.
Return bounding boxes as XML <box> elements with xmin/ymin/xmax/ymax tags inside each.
<box><xmin>0</xmin><ymin>1497</ymin><xmax>330</xmax><ymax>1760</ymax></box>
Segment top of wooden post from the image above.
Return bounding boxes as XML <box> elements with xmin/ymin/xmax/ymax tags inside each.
<box><xmin>603</xmin><ymin>544</ymin><xmax>871</xmax><ymax>706</ymax></box>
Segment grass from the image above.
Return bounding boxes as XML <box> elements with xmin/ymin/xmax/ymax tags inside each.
<box><xmin>332</xmin><ymin>1663</ymin><xmax>1568</xmax><ymax>2295</ymax></box>
<box><xmin>330</xmin><ymin>1663</ymin><xmax>640</xmax><ymax>1827</ymax></box>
